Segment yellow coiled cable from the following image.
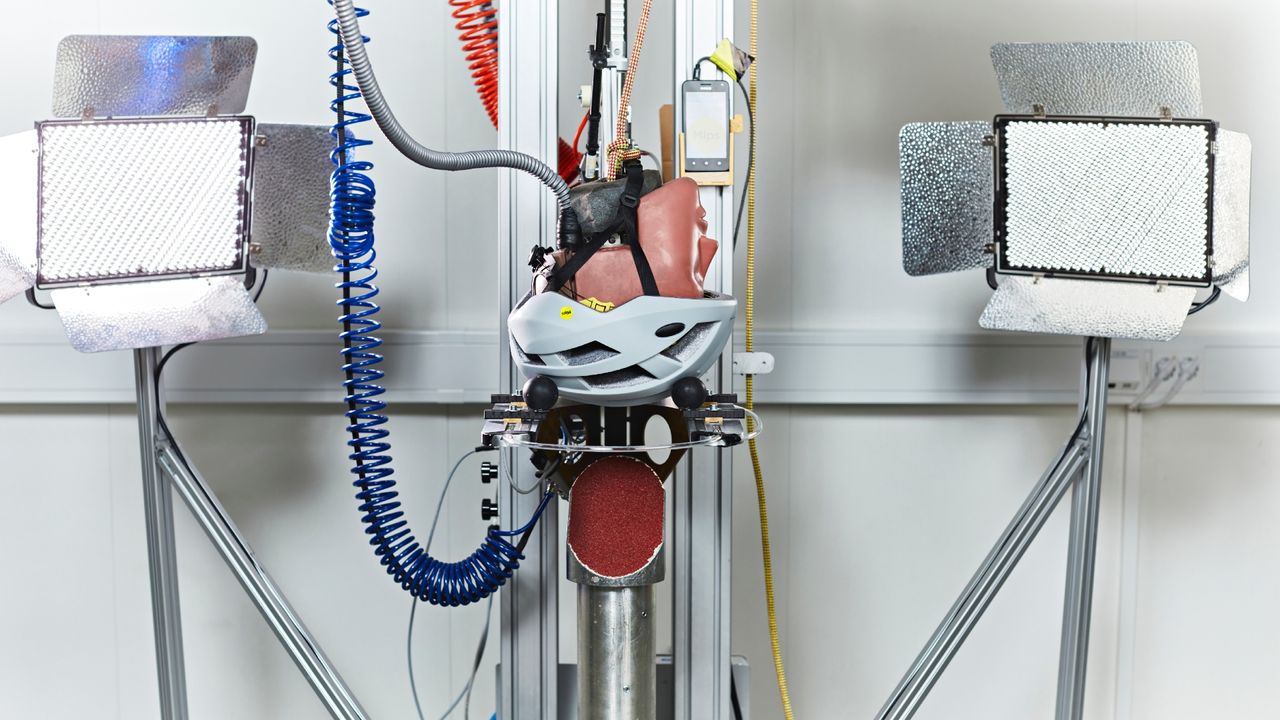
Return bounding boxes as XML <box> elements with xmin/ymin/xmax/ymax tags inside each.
<box><xmin>743</xmin><ymin>0</ymin><xmax>795</xmax><ymax>716</ymax></box>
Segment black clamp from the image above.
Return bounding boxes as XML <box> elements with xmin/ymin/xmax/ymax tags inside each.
<box><xmin>529</xmin><ymin>245</ymin><xmax>552</xmax><ymax>270</ymax></box>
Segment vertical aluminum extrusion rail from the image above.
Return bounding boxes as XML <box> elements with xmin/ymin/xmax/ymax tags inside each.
<box><xmin>1056</xmin><ymin>337</ymin><xmax>1111</xmax><ymax>719</ymax></box>
<box><xmin>876</xmin><ymin>337</ymin><xmax>1111</xmax><ymax>720</ymax></box>
<box><xmin>134</xmin><ymin>347</ymin><xmax>189</xmax><ymax>720</ymax></box>
<box><xmin>497</xmin><ymin>0</ymin><xmax>561</xmax><ymax>717</ymax></box>
<box><xmin>133</xmin><ymin>347</ymin><xmax>369</xmax><ymax>720</ymax></box>
<box><xmin>673</xmin><ymin>2</ymin><xmax>736</xmax><ymax>719</ymax></box>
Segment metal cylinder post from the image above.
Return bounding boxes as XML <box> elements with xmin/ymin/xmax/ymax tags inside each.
<box><xmin>578</xmin><ymin>584</ymin><xmax>657</xmax><ymax>720</ymax></box>
<box><xmin>1055</xmin><ymin>337</ymin><xmax>1112</xmax><ymax>719</ymax></box>
<box><xmin>134</xmin><ymin>347</ymin><xmax>189</xmax><ymax>720</ymax></box>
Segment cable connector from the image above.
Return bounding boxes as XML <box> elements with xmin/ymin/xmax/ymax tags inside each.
<box><xmin>559</xmin><ymin>207</ymin><xmax>583</xmax><ymax>250</ymax></box>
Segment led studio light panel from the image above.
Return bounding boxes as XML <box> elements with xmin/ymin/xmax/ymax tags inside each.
<box><xmin>36</xmin><ymin>116</ymin><xmax>254</xmax><ymax>288</ymax></box>
<box><xmin>899</xmin><ymin>41</ymin><xmax>1251</xmax><ymax>341</ymax></box>
<box><xmin>995</xmin><ymin>116</ymin><xmax>1215</xmax><ymax>286</ymax></box>
<box><xmin>0</xmin><ymin>34</ymin><xmax>336</xmax><ymax>354</ymax></box>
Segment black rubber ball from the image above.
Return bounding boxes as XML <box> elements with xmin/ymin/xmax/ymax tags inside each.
<box><xmin>522</xmin><ymin>375</ymin><xmax>559</xmax><ymax>411</ymax></box>
<box><xmin>671</xmin><ymin>376</ymin><xmax>708</xmax><ymax>410</ymax></box>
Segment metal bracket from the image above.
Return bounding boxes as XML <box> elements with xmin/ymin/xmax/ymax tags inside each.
<box><xmin>732</xmin><ymin>351</ymin><xmax>775</xmax><ymax>375</ymax></box>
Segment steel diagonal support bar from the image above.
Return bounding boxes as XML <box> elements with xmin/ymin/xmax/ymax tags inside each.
<box><xmin>154</xmin><ymin>447</ymin><xmax>369</xmax><ymax>720</ymax></box>
<box><xmin>877</xmin><ymin>338</ymin><xmax>1111</xmax><ymax>720</ymax></box>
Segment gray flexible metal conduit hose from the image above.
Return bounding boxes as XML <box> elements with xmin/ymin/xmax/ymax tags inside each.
<box><xmin>331</xmin><ymin>0</ymin><xmax>572</xmax><ymax>211</ymax></box>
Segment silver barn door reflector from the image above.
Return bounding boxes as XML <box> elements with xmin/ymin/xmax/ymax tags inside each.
<box><xmin>0</xmin><ymin>35</ymin><xmax>335</xmax><ymax>353</ymax></box>
<box><xmin>899</xmin><ymin>41</ymin><xmax>1251</xmax><ymax>341</ymax></box>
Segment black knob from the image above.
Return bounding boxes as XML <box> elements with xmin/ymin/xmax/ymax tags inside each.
<box><xmin>480</xmin><ymin>462</ymin><xmax>498</xmax><ymax>484</ymax></box>
<box><xmin>480</xmin><ymin>498</ymin><xmax>499</xmax><ymax>521</ymax></box>
<box><xmin>671</xmin><ymin>376</ymin><xmax>708</xmax><ymax>410</ymax></box>
<box><xmin>522</xmin><ymin>375</ymin><xmax>559</xmax><ymax>411</ymax></box>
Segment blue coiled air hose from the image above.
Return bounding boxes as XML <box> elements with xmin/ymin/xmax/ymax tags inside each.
<box><xmin>327</xmin><ymin>4</ymin><xmax>551</xmax><ymax>607</ymax></box>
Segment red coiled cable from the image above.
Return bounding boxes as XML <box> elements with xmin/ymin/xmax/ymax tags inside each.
<box><xmin>449</xmin><ymin>0</ymin><xmax>499</xmax><ymax>127</ymax></box>
<box><xmin>449</xmin><ymin>0</ymin><xmax>581</xmax><ymax>181</ymax></box>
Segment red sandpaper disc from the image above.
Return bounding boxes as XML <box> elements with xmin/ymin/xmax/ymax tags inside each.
<box><xmin>567</xmin><ymin>456</ymin><xmax>665</xmax><ymax>579</ymax></box>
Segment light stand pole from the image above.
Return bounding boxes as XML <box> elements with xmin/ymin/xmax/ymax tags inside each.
<box><xmin>877</xmin><ymin>337</ymin><xmax>1111</xmax><ymax>720</ymax></box>
<box><xmin>133</xmin><ymin>346</ymin><xmax>369</xmax><ymax>720</ymax></box>
<box><xmin>1056</xmin><ymin>336</ymin><xmax>1111</xmax><ymax>719</ymax></box>
<box><xmin>134</xmin><ymin>347</ymin><xmax>189</xmax><ymax>720</ymax></box>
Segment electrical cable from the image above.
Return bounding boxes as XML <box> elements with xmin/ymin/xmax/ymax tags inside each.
<box><xmin>408</xmin><ymin>448</ymin><xmax>478</xmax><ymax>720</ymax></box>
<box><xmin>252</xmin><ymin>268</ymin><xmax>271</xmax><ymax>303</ymax></box>
<box><xmin>572</xmin><ymin>111</ymin><xmax>591</xmax><ymax>151</ymax></box>
<box><xmin>638</xmin><ymin>148</ymin><xmax>662</xmax><ymax>174</ymax></box>
<box><xmin>459</xmin><ymin>594</ymin><xmax>493</xmax><ymax>719</ymax></box>
<box><xmin>1188</xmin><ymin>285</ymin><xmax>1220</xmax><ymax>315</ymax></box>
<box><xmin>730</xmin><ymin>671</ymin><xmax>745</xmax><ymax>720</ymax></box>
<box><xmin>410</xmin><ymin>596</ymin><xmax>496</xmax><ymax>720</ymax></box>
<box><xmin>739</xmin><ymin>2</ymin><xmax>795</xmax><ymax>717</ymax></box>
<box><xmin>732</xmin><ymin>79</ymin><xmax>754</xmax><ymax>249</ymax></box>
<box><xmin>328</xmin><ymin>4</ymin><xmax>551</xmax><ymax>608</ymax></box>
<box><xmin>691</xmin><ymin>56</ymin><xmax>714</xmax><ymax>80</ymax></box>
<box><xmin>24</xmin><ymin>288</ymin><xmax>55</xmax><ymax>310</ymax></box>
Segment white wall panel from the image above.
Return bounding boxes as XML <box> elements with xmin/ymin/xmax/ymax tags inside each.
<box><xmin>1129</xmin><ymin>408</ymin><xmax>1280</xmax><ymax>720</ymax></box>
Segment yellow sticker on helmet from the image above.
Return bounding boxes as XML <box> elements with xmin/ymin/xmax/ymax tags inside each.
<box><xmin>580</xmin><ymin>297</ymin><xmax>616</xmax><ymax>313</ymax></box>
<box><xmin>559</xmin><ymin>306</ymin><xmax>574</xmax><ymax>320</ymax></box>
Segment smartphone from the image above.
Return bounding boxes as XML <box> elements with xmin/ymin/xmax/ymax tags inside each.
<box><xmin>681</xmin><ymin>79</ymin><xmax>730</xmax><ymax>172</ymax></box>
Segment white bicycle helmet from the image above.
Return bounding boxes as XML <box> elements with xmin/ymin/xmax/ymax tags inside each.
<box><xmin>508</xmin><ymin>289</ymin><xmax>736</xmax><ymax>407</ymax></box>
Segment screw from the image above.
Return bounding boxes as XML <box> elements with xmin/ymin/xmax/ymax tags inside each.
<box><xmin>480</xmin><ymin>498</ymin><xmax>499</xmax><ymax>521</ymax></box>
<box><xmin>480</xmin><ymin>462</ymin><xmax>498</xmax><ymax>484</ymax></box>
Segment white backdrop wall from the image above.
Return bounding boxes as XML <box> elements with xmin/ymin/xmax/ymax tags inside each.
<box><xmin>2</xmin><ymin>1</ymin><xmax>1280</xmax><ymax>720</ymax></box>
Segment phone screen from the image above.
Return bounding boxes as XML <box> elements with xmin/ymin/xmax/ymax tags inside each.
<box><xmin>683</xmin><ymin>81</ymin><xmax>729</xmax><ymax>170</ymax></box>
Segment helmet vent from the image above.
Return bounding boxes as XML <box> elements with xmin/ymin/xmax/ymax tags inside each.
<box><xmin>512</xmin><ymin>339</ymin><xmax>545</xmax><ymax>366</ymax></box>
<box><xmin>661</xmin><ymin>322</ymin><xmax>716</xmax><ymax>362</ymax></box>
<box><xmin>557</xmin><ymin>341</ymin><xmax>620</xmax><ymax>366</ymax></box>
<box><xmin>584</xmin><ymin>365</ymin><xmax>657</xmax><ymax>389</ymax></box>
